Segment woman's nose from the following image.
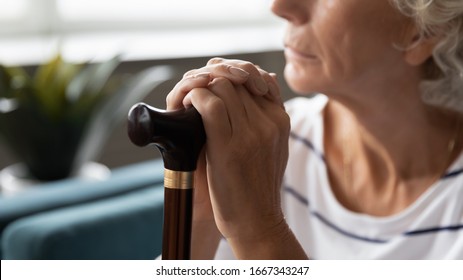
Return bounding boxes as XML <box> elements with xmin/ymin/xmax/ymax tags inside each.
<box><xmin>271</xmin><ymin>0</ymin><xmax>310</xmax><ymax>25</ymax></box>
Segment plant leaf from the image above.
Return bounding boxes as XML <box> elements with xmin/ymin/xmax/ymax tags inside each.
<box><xmin>66</xmin><ymin>56</ymin><xmax>120</xmax><ymax>104</ymax></box>
<box><xmin>65</xmin><ymin>61</ymin><xmax>91</xmax><ymax>103</ymax></box>
<box><xmin>33</xmin><ymin>55</ymin><xmax>62</xmax><ymax>91</ymax></box>
<box><xmin>32</xmin><ymin>55</ymin><xmax>66</xmax><ymax>118</ymax></box>
<box><xmin>30</xmin><ymin>55</ymin><xmax>84</xmax><ymax>119</ymax></box>
<box><xmin>84</xmin><ymin>55</ymin><xmax>120</xmax><ymax>95</ymax></box>
<box><xmin>72</xmin><ymin>65</ymin><xmax>176</xmax><ymax>167</ymax></box>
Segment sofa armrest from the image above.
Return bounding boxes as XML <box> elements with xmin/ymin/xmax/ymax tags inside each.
<box><xmin>0</xmin><ymin>159</ymin><xmax>164</xmax><ymax>234</ymax></box>
<box><xmin>2</xmin><ymin>185</ymin><xmax>164</xmax><ymax>260</ymax></box>
<box><xmin>0</xmin><ymin>159</ymin><xmax>165</xmax><ymax>258</ymax></box>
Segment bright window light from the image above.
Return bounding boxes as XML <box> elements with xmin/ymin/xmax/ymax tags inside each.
<box><xmin>0</xmin><ymin>0</ymin><xmax>284</xmax><ymax>64</ymax></box>
<box><xmin>0</xmin><ymin>0</ymin><xmax>28</xmax><ymax>20</ymax></box>
<box><xmin>57</xmin><ymin>0</ymin><xmax>273</xmax><ymax>22</ymax></box>
<box><xmin>0</xmin><ymin>0</ymin><xmax>280</xmax><ymax>35</ymax></box>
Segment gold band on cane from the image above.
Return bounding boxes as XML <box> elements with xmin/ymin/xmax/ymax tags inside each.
<box><xmin>164</xmin><ymin>169</ymin><xmax>194</xmax><ymax>190</ymax></box>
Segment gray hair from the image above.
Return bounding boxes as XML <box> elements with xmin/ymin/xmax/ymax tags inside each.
<box><xmin>391</xmin><ymin>0</ymin><xmax>463</xmax><ymax>112</ymax></box>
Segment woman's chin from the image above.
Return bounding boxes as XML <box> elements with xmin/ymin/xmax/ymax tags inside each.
<box><xmin>284</xmin><ymin>64</ymin><xmax>323</xmax><ymax>95</ymax></box>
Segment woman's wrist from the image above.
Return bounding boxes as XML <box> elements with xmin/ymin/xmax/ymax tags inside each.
<box><xmin>191</xmin><ymin>218</ymin><xmax>222</xmax><ymax>259</ymax></box>
<box><xmin>226</xmin><ymin>218</ymin><xmax>308</xmax><ymax>260</ymax></box>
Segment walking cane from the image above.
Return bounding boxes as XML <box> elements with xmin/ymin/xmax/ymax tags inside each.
<box><xmin>128</xmin><ymin>103</ymin><xmax>206</xmax><ymax>260</ymax></box>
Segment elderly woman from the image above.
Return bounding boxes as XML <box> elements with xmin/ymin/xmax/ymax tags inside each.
<box><xmin>166</xmin><ymin>0</ymin><xmax>463</xmax><ymax>259</ymax></box>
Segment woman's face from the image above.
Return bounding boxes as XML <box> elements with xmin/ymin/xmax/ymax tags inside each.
<box><xmin>272</xmin><ymin>0</ymin><xmax>413</xmax><ymax>96</ymax></box>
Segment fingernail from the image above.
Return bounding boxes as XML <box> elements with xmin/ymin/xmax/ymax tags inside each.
<box><xmin>193</xmin><ymin>72</ymin><xmax>211</xmax><ymax>79</ymax></box>
<box><xmin>228</xmin><ymin>66</ymin><xmax>250</xmax><ymax>78</ymax></box>
<box><xmin>254</xmin><ymin>78</ymin><xmax>269</xmax><ymax>95</ymax></box>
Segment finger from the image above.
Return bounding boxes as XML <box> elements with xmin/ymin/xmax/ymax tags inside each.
<box><xmin>184</xmin><ymin>64</ymin><xmax>249</xmax><ymax>85</ymax></box>
<box><xmin>235</xmin><ymin>85</ymin><xmax>267</xmax><ymax>124</ymax></box>
<box><xmin>206</xmin><ymin>57</ymin><xmax>225</xmax><ymax>65</ymax></box>
<box><xmin>228</xmin><ymin>61</ymin><xmax>269</xmax><ymax>96</ymax></box>
<box><xmin>166</xmin><ymin>72</ymin><xmax>211</xmax><ymax>110</ymax></box>
<box><xmin>258</xmin><ymin>69</ymin><xmax>283</xmax><ymax>107</ymax></box>
<box><xmin>269</xmin><ymin>72</ymin><xmax>278</xmax><ymax>82</ymax></box>
<box><xmin>207</xmin><ymin>58</ymin><xmax>270</xmax><ymax>96</ymax></box>
<box><xmin>188</xmin><ymin>87</ymin><xmax>232</xmax><ymax>147</ymax></box>
<box><xmin>207</xmin><ymin>77</ymin><xmax>247</xmax><ymax>134</ymax></box>
<box><xmin>236</xmin><ymin>84</ymin><xmax>286</xmax><ymax>132</ymax></box>
<box><xmin>179</xmin><ymin>64</ymin><xmax>251</xmax><ymax>108</ymax></box>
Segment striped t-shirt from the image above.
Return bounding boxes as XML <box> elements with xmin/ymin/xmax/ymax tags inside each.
<box><xmin>215</xmin><ymin>94</ymin><xmax>463</xmax><ymax>259</ymax></box>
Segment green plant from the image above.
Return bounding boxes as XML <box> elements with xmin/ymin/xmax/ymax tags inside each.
<box><xmin>0</xmin><ymin>55</ymin><xmax>174</xmax><ymax>181</ymax></box>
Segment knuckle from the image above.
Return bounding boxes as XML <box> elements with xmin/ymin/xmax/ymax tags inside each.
<box><xmin>183</xmin><ymin>69</ymin><xmax>197</xmax><ymax>78</ymax></box>
<box><xmin>251</xmin><ymin>121</ymin><xmax>277</xmax><ymax>145</ymax></box>
<box><xmin>279</xmin><ymin>110</ymin><xmax>291</xmax><ymax>125</ymax></box>
<box><xmin>260</xmin><ymin>114</ymin><xmax>290</xmax><ymax>142</ymax></box>
<box><xmin>204</xmin><ymin>97</ymin><xmax>226</xmax><ymax>117</ymax></box>
<box><xmin>274</xmin><ymin>111</ymin><xmax>291</xmax><ymax>132</ymax></box>
<box><xmin>165</xmin><ymin>93</ymin><xmax>171</xmax><ymax>103</ymax></box>
<box><xmin>207</xmin><ymin>57</ymin><xmax>224</xmax><ymax>65</ymax></box>
<box><xmin>259</xmin><ymin>69</ymin><xmax>273</xmax><ymax>81</ymax></box>
<box><xmin>165</xmin><ymin>93</ymin><xmax>174</xmax><ymax>107</ymax></box>
<box><xmin>236</xmin><ymin>61</ymin><xmax>257</xmax><ymax>73</ymax></box>
<box><xmin>214</xmin><ymin>63</ymin><xmax>233</xmax><ymax>74</ymax></box>
<box><xmin>209</xmin><ymin>76</ymin><xmax>232</xmax><ymax>88</ymax></box>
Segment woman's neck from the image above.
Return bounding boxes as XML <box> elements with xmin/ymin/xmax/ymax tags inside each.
<box><xmin>322</xmin><ymin>87</ymin><xmax>462</xmax><ymax>216</ymax></box>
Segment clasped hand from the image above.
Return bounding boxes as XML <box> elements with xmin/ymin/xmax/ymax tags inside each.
<box><xmin>166</xmin><ymin>58</ymin><xmax>290</xmax><ymax>248</ymax></box>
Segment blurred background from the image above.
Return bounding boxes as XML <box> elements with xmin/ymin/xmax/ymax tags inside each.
<box><xmin>0</xmin><ymin>0</ymin><xmax>303</xmax><ymax>260</ymax></box>
<box><xmin>0</xmin><ymin>0</ymin><xmax>296</xmax><ymax>172</ymax></box>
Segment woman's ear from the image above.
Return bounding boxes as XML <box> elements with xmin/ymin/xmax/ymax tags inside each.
<box><xmin>402</xmin><ymin>26</ymin><xmax>440</xmax><ymax>66</ymax></box>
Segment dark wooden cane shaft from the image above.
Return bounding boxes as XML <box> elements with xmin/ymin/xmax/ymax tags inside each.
<box><xmin>162</xmin><ymin>187</ymin><xmax>194</xmax><ymax>260</ymax></box>
<box><xmin>128</xmin><ymin>104</ymin><xmax>204</xmax><ymax>260</ymax></box>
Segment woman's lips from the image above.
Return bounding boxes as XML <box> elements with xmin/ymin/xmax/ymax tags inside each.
<box><xmin>284</xmin><ymin>46</ymin><xmax>318</xmax><ymax>61</ymax></box>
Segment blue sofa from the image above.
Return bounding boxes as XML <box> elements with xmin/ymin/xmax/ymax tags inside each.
<box><xmin>0</xmin><ymin>159</ymin><xmax>165</xmax><ymax>260</ymax></box>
